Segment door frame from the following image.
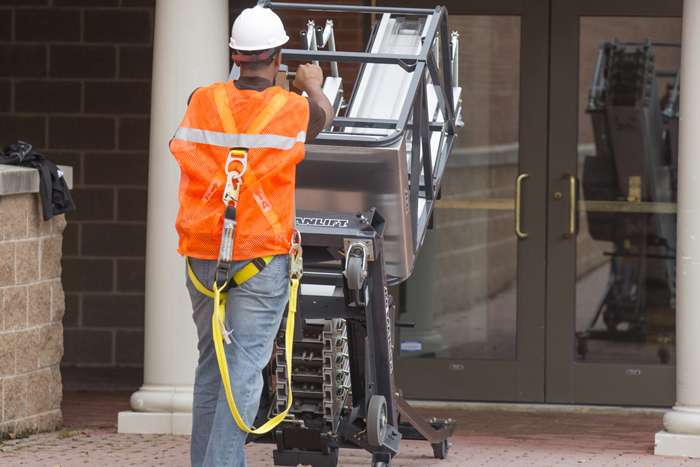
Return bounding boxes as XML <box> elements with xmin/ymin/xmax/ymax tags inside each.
<box><xmin>380</xmin><ymin>0</ymin><xmax>551</xmax><ymax>402</ymax></box>
<box><xmin>546</xmin><ymin>0</ymin><xmax>683</xmax><ymax>406</ymax></box>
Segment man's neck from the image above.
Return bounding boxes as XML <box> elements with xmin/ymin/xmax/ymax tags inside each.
<box><xmin>238</xmin><ymin>67</ymin><xmax>276</xmax><ymax>83</ymax></box>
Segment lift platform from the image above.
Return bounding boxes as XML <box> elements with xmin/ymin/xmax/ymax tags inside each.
<box><xmin>232</xmin><ymin>2</ymin><xmax>462</xmax><ymax>466</ymax></box>
<box><xmin>577</xmin><ymin>38</ymin><xmax>678</xmax><ymax>362</ymax></box>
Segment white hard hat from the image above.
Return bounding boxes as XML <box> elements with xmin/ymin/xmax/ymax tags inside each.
<box><xmin>229</xmin><ymin>6</ymin><xmax>289</xmax><ymax>51</ymax></box>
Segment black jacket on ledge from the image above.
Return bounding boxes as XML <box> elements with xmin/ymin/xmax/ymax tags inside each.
<box><xmin>0</xmin><ymin>141</ymin><xmax>76</xmax><ymax>221</ymax></box>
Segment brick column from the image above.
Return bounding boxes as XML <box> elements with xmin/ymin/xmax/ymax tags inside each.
<box><xmin>117</xmin><ymin>0</ymin><xmax>229</xmax><ymax>435</ymax></box>
<box><xmin>655</xmin><ymin>0</ymin><xmax>700</xmax><ymax>457</ymax></box>
<box><xmin>0</xmin><ymin>165</ymin><xmax>70</xmax><ymax>436</ymax></box>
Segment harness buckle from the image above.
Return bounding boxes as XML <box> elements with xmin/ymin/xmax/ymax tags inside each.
<box><xmin>223</xmin><ymin>176</ymin><xmax>240</xmax><ymax>206</ymax></box>
<box><xmin>223</xmin><ymin>148</ymin><xmax>247</xmax><ymax>206</ymax></box>
<box><xmin>289</xmin><ymin>231</ymin><xmax>303</xmax><ymax>280</ymax></box>
<box><xmin>225</xmin><ymin>148</ymin><xmax>248</xmax><ymax>179</ymax></box>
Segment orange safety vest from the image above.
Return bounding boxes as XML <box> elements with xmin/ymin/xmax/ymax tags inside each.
<box><xmin>170</xmin><ymin>81</ymin><xmax>309</xmax><ymax>260</ymax></box>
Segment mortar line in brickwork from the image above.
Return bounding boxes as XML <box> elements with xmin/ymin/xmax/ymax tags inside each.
<box><xmin>112</xmin><ymin>258</ymin><xmax>117</xmax><ymax>292</ymax></box>
<box><xmin>76</xmin><ymin>292</ymin><xmax>145</xmax><ymax>297</ymax></box>
<box><xmin>66</xmin><ymin>326</ymin><xmax>144</xmax><ymax>332</ymax></box>
<box><xmin>114</xmin><ymin>115</ymin><xmax>120</xmax><ymax>150</ymax></box>
<box><xmin>115</xmin><ymin>44</ymin><xmax>120</xmax><ymax>83</ymax></box>
<box><xmin>66</xmin><ymin>220</ymin><xmax>147</xmax><ymax>226</ymax></box>
<box><xmin>111</xmin><ymin>329</ymin><xmax>117</xmax><ymax>365</ymax></box>
<box><xmin>77</xmin><ymin>293</ymin><xmax>83</xmax><ymax>328</ymax></box>
<box><xmin>112</xmin><ymin>187</ymin><xmax>118</xmax><ymax>222</ymax></box>
<box><xmin>6</xmin><ymin>111</ymin><xmax>151</xmax><ymax>117</ymax></box>
<box><xmin>80</xmin><ymin>8</ymin><xmax>84</xmax><ymax>43</ymax></box>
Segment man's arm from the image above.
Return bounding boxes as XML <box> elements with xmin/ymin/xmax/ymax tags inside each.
<box><xmin>293</xmin><ymin>64</ymin><xmax>334</xmax><ymax>130</ymax></box>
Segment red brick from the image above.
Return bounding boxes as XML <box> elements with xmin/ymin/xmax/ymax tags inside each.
<box><xmin>82</xmin><ymin>294</ymin><xmax>144</xmax><ymax>328</ymax></box>
<box><xmin>0</xmin><ymin>9</ymin><xmax>10</xmax><ymax>41</ymax></box>
<box><xmin>15</xmin><ymin>9</ymin><xmax>80</xmax><ymax>42</ymax></box>
<box><xmin>15</xmin><ymin>80</ymin><xmax>81</xmax><ymax>113</ymax></box>
<box><xmin>0</xmin><ymin>116</ymin><xmax>46</xmax><ymax>148</ymax></box>
<box><xmin>119</xmin><ymin>46</ymin><xmax>153</xmax><ymax>79</ymax></box>
<box><xmin>50</xmin><ymin>45</ymin><xmax>116</xmax><ymax>79</ymax></box>
<box><xmin>61</xmin><ymin>258</ymin><xmax>114</xmax><ymax>292</ymax></box>
<box><xmin>84</xmin><ymin>152</ymin><xmax>148</xmax><ymax>186</ymax></box>
<box><xmin>116</xmin><ymin>258</ymin><xmax>145</xmax><ymax>292</ymax></box>
<box><xmin>62</xmin><ymin>329</ymin><xmax>113</xmax><ymax>365</ymax></box>
<box><xmin>84</xmin><ymin>81</ymin><xmax>151</xmax><ymax>115</ymax></box>
<box><xmin>81</xmin><ymin>223</ymin><xmax>146</xmax><ymax>257</ymax></box>
<box><xmin>122</xmin><ymin>0</ymin><xmax>155</xmax><ymax>7</ymax></box>
<box><xmin>84</xmin><ymin>10</ymin><xmax>152</xmax><ymax>44</ymax></box>
<box><xmin>49</xmin><ymin>116</ymin><xmax>115</xmax><ymax>150</ymax></box>
<box><xmin>116</xmin><ymin>187</ymin><xmax>147</xmax><ymax>222</ymax></box>
<box><xmin>115</xmin><ymin>330</ymin><xmax>144</xmax><ymax>365</ymax></box>
<box><xmin>54</xmin><ymin>0</ymin><xmax>117</xmax><ymax>5</ymax></box>
<box><xmin>0</xmin><ymin>80</ymin><xmax>11</xmax><ymax>112</ymax></box>
<box><xmin>0</xmin><ymin>44</ymin><xmax>47</xmax><ymax>78</ymax></box>
<box><xmin>66</xmin><ymin>187</ymin><xmax>114</xmax><ymax>221</ymax></box>
<box><xmin>0</xmin><ymin>0</ymin><xmax>47</xmax><ymax>5</ymax></box>
<box><xmin>118</xmin><ymin>117</ymin><xmax>150</xmax><ymax>150</ymax></box>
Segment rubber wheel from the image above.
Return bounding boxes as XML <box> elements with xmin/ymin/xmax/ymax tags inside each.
<box><xmin>432</xmin><ymin>439</ymin><xmax>450</xmax><ymax>459</ymax></box>
<box><xmin>367</xmin><ymin>395</ymin><xmax>388</xmax><ymax>447</ymax></box>
<box><xmin>346</xmin><ymin>255</ymin><xmax>364</xmax><ymax>290</ymax></box>
<box><xmin>373</xmin><ymin>463</ymin><xmax>387</xmax><ymax>467</ymax></box>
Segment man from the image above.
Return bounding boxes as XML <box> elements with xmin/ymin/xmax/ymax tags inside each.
<box><xmin>170</xmin><ymin>5</ymin><xmax>334</xmax><ymax>467</ymax></box>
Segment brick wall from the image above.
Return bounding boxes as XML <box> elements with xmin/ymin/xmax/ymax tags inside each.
<box><xmin>0</xmin><ymin>0</ymin><xmax>365</xmax><ymax>369</ymax></box>
<box><xmin>0</xmin><ymin>0</ymin><xmax>155</xmax><ymax>368</ymax></box>
<box><xmin>0</xmin><ymin>192</ymin><xmax>64</xmax><ymax>435</ymax></box>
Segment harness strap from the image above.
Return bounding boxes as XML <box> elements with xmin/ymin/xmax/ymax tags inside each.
<box><xmin>186</xmin><ymin>255</ymin><xmax>298</xmax><ymax>435</ymax></box>
<box><xmin>215</xmin><ymin>84</ymin><xmax>289</xmax><ymax>234</ymax></box>
<box><xmin>187</xmin><ymin>255</ymin><xmax>274</xmax><ymax>297</ymax></box>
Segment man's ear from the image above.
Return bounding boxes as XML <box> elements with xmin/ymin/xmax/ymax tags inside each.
<box><xmin>274</xmin><ymin>52</ymin><xmax>282</xmax><ymax>68</ymax></box>
<box><xmin>232</xmin><ymin>54</ymin><xmax>241</xmax><ymax>68</ymax></box>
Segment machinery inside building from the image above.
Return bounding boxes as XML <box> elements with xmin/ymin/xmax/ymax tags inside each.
<box><xmin>577</xmin><ymin>38</ymin><xmax>679</xmax><ymax>363</ymax></box>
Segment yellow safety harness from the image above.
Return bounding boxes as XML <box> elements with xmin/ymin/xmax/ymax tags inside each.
<box><xmin>185</xmin><ymin>86</ymin><xmax>303</xmax><ymax>434</ymax></box>
<box><xmin>186</xmin><ymin>242</ymin><xmax>301</xmax><ymax>434</ymax></box>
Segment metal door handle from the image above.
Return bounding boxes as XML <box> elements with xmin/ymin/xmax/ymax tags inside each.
<box><xmin>564</xmin><ymin>174</ymin><xmax>576</xmax><ymax>238</ymax></box>
<box><xmin>515</xmin><ymin>173</ymin><xmax>529</xmax><ymax>239</ymax></box>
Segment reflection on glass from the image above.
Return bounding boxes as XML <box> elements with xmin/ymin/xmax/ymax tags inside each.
<box><xmin>575</xmin><ymin>18</ymin><xmax>680</xmax><ymax>364</ymax></box>
<box><xmin>399</xmin><ymin>16</ymin><xmax>521</xmax><ymax>360</ymax></box>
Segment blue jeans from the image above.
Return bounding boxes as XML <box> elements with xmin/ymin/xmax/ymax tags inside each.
<box><xmin>186</xmin><ymin>255</ymin><xmax>289</xmax><ymax>467</ymax></box>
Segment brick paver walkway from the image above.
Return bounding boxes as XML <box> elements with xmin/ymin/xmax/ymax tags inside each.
<box><xmin>0</xmin><ymin>368</ymin><xmax>696</xmax><ymax>466</ymax></box>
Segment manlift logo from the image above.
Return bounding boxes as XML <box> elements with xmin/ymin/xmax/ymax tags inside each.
<box><xmin>296</xmin><ymin>217</ymin><xmax>349</xmax><ymax>228</ymax></box>
<box><xmin>385</xmin><ymin>286</ymin><xmax>393</xmax><ymax>374</ymax></box>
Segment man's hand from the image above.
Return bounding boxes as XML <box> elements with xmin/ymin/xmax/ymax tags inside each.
<box><xmin>293</xmin><ymin>64</ymin><xmax>324</xmax><ymax>93</ymax></box>
<box><xmin>293</xmin><ymin>63</ymin><xmax>335</xmax><ymax>129</ymax></box>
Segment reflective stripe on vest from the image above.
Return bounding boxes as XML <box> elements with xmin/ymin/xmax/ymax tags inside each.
<box><xmin>172</xmin><ymin>127</ymin><xmax>306</xmax><ymax>150</ymax></box>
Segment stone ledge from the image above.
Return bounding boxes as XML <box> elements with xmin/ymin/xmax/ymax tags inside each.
<box><xmin>0</xmin><ymin>165</ymin><xmax>73</xmax><ymax>197</ymax></box>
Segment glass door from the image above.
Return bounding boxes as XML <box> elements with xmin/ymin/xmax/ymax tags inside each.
<box><xmin>389</xmin><ymin>1</ymin><xmax>550</xmax><ymax>402</ymax></box>
<box><xmin>547</xmin><ymin>0</ymin><xmax>682</xmax><ymax>406</ymax></box>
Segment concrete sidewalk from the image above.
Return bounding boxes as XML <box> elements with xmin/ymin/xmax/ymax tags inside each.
<box><xmin>2</xmin><ymin>390</ymin><xmax>699</xmax><ymax>467</ymax></box>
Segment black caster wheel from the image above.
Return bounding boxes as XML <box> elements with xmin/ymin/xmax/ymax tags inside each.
<box><xmin>432</xmin><ymin>438</ymin><xmax>451</xmax><ymax>459</ymax></box>
<box><xmin>373</xmin><ymin>463</ymin><xmax>388</xmax><ymax>467</ymax></box>
<box><xmin>576</xmin><ymin>332</ymin><xmax>589</xmax><ymax>359</ymax></box>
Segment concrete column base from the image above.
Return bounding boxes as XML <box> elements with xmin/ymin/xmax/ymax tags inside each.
<box><xmin>118</xmin><ymin>411</ymin><xmax>193</xmax><ymax>435</ymax></box>
<box><xmin>117</xmin><ymin>384</ymin><xmax>193</xmax><ymax>434</ymax></box>
<box><xmin>656</xmin><ymin>406</ymin><xmax>700</xmax><ymax>457</ymax></box>
<box><xmin>129</xmin><ymin>384</ymin><xmax>193</xmax><ymax>413</ymax></box>
<box><xmin>655</xmin><ymin>430</ymin><xmax>700</xmax><ymax>458</ymax></box>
